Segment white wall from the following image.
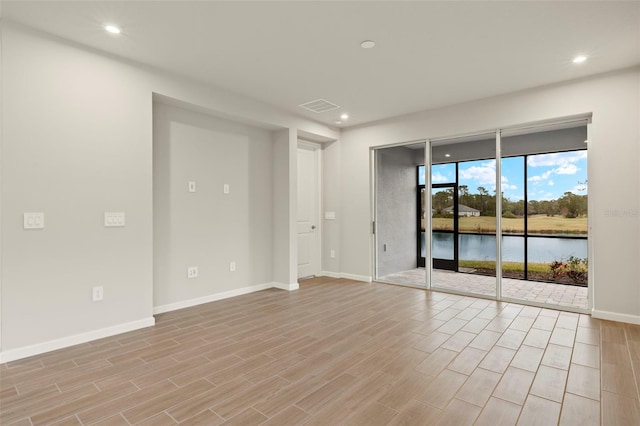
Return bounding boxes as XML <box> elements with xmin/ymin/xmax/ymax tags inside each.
<box><xmin>1</xmin><ymin>24</ymin><xmax>155</xmax><ymax>355</ymax></box>
<box><xmin>0</xmin><ymin>24</ymin><xmax>336</xmax><ymax>361</ymax></box>
<box><xmin>321</xmin><ymin>140</ymin><xmax>341</xmax><ymax>275</ymax></box>
<box><xmin>272</xmin><ymin>128</ymin><xmax>299</xmax><ymax>288</ymax></box>
<box><xmin>333</xmin><ymin>68</ymin><xmax>640</xmax><ymax>323</ymax></box>
<box><xmin>153</xmin><ymin>103</ymin><xmax>274</xmax><ymax>312</ymax></box>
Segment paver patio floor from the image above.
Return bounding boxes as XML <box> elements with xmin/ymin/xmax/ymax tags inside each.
<box><xmin>379</xmin><ymin>268</ymin><xmax>588</xmax><ymax>310</ymax></box>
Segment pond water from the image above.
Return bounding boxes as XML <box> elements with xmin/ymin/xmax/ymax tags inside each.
<box><xmin>424</xmin><ymin>232</ymin><xmax>587</xmax><ymax>263</ymax></box>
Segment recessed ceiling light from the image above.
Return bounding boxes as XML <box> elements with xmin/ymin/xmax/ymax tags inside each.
<box><xmin>445</xmin><ymin>153</ymin><xmax>451</xmax><ymax>158</ymax></box>
<box><xmin>573</xmin><ymin>55</ymin><xmax>587</xmax><ymax>64</ymax></box>
<box><xmin>360</xmin><ymin>40</ymin><xmax>376</xmax><ymax>49</ymax></box>
<box><xmin>340</xmin><ymin>113</ymin><xmax>349</xmax><ymax>120</ymax></box>
<box><xmin>105</xmin><ymin>25</ymin><xmax>121</xmax><ymax>34</ymax></box>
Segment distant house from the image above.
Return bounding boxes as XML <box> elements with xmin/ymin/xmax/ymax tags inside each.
<box><xmin>444</xmin><ymin>204</ymin><xmax>481</xmax><ymax>217</ymax></box>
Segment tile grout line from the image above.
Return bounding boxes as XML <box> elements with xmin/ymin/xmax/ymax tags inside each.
<box><xmin>623</xmin><ymin>327</ymin><xmax>640</xmax><ymax>402</ymax></box>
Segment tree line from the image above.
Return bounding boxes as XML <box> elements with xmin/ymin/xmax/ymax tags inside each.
<box><xmin>430</xmin><ymin>185</ymin><xmax>588</xmax><ymax>218</ymax></box>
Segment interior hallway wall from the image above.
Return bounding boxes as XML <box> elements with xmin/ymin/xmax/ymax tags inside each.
<box><xmin>321</xmin><ymin>140</ymin><xmax>341</xmax><ymax>275</ymax></box>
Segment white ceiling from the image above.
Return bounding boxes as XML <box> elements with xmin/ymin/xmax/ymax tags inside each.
<box><xmin>3</xmin><ymin>1</ymin><xmax>639</xmax><ymax>128</ymax></box>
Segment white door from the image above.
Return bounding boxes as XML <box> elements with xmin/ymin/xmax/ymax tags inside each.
<box><xmin>297</xmin><ymin>143</ymin><xmax>320</xmax><ymax>279</ymax></box>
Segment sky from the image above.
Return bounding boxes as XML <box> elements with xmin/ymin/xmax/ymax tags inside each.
<box><xmin>420</xmin><ymin>151</ymin><xmax>588</xmax><ymax>201</ymax></box>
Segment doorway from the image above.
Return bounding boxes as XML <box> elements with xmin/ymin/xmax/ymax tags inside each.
<box><xmin>297</xmin><ymin>142</ymin><xmax>321</xmax><ymax>279</ymax></box>
<box><xmin>418</xmin><ymin>183</ymin><xmax>459</xmax><ymax>271</ymax></box>
<box><xmin>374</xmin><ymin>143</ymin><xmax>427</xmax><ymax>287</ymax></box>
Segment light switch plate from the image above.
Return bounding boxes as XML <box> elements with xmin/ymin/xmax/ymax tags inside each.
<box><xmin>325</xmin><ymin>211</ymin><xmax>336</xmax><ymax>220</ymax></box>
<box><xmin>24</xmin><ymin>212</ymin><xmax>45</xmax><ymax>229</ymax></box>
<box><xmin>223</xmin><ymin>184</ymin><xmax>230</xmax><ymax>194</ymax></box>
<box><xmin>188</xmin><ymin>181</ymin><xmax>196</xmax><ymax>193</ymax></box>
<box><xmin>104</xmin><ymin>212</ymin><xmax>125</xmax><ymax>227</ymax></box>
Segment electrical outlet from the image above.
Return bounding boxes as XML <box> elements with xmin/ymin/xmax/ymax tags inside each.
<box><xmin>92</xmin><ymin>286</ymin><xmax>104</xmax><ymax>302</ymax></box>
<box><xmin>187</xmin><ymin>266</ymin><xmax>198</xmax><ymax>279</ymax></box>
<box><xmin>330</xmin><ymin>249</ymin><xmax>336</xmax><ymax>258</ymax></box>
<box><xmin>229</xmin><ymin>261</ymin><xmax>236</xmax><ymax>272</ymax></box>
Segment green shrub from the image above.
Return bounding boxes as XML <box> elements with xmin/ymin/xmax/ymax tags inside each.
<box><xmin>566</xmin><ymin>256</ymin><xmax>588</xmax><ymax>284</ymax></box>
<box><xmin>548</xmin><ymin>256</ymin><xmax>587</xmax><ymax>284</ymax></box>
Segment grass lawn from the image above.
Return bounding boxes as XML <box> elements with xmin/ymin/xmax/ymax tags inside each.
<box><xmin>459</xmin><ymin>260</ymin><xmax>550</xmax><ymax>273</ymax></box>
<box><xmin>428</xmin><ymin>214</ymin><xmax>587</xmax><ymax>234</ymax></box>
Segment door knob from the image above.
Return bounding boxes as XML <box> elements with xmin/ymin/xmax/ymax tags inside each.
<box><xmin>311</xmin><ymin>225</ymin><xmax>316</xmax><ymax>230</ymax></box>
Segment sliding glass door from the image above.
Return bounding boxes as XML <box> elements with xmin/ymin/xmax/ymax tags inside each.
<box><xmin>428</xmin><ymin>134</ymin><xmax>497</xmax><ymax>298</ymax></box>
<box><xmin>430</xmin><ymin>185</ymin><xmax>457</xmax><ymax>270</ymax></box>
<box><xmin>375</xmin><ymin>142</ymin><xmax>427</xmax><ymax>287</ymax></box>
<box><xmin>373</xmin><ymin>117</ymin><xmax>590</xmax><ymax>312</ymax></box>
<box><xmin>500</xmin><ymin>127</ymin><xmax>589</xmax><ymax>310</ymax></box>
<box><xmin>421</xmin><ymin>122</ymin><xmax>589</xmax><ymax>311</ymax></box>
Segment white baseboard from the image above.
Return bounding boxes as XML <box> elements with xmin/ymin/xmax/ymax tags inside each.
<box><xmin>1</xmin><ymin>281</ymin><xmax>298</xmax><ymax>363</ymax></box>
<box><xmin>340</xmin><ymin>272</ymin><xmax>372</xmax><ymax>283</ymax></box>
<box><xmin>0</xmin><ymin>317</ymin><xmax>155</xmax><ymax>364</ymax></box>
<box><xmin>154</xmin><ymin>282</ymin><xmax>274</xmax><ymax>315</ymax></box>
<box><xmin>320</xmin><ymin>271</ymin><xmax>372</xmax><ymax>283</ymax></box>
<box><xmin>273</xmin><ymin>282</ymin><xmax>299</xmax><ymax>291</ymax></box>
<box><xmin>592</xmin><ymin>309</ymin><xmax>640</xmax><ymax>325</ymax></box>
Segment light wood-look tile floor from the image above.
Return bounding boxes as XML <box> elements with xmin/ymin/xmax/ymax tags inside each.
<box><xmin>1</xmin><ymin>277</ymin><xmax>639</xmax><ymax>425</ymax></box>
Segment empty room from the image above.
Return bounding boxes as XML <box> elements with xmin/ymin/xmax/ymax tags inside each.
<box><xmin>1</xmin><ymin>1</ymin><xmax>639</xmax><ymax>425</ymax></box>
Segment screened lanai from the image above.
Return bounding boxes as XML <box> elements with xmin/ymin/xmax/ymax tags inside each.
<box><xmin>374</xmin><ymin>118</ymin><xmax>590</xmax><ymax>312</ymax></box>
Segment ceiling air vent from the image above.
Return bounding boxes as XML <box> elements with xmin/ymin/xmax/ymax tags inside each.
<box><xmin>299</xmin><ymin>99</ymin><xmax>340</xmax><ymax>113</ymax></box>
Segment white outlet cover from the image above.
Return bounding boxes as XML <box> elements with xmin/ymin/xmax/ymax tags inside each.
<box><xmin>92</xmin><ymin>286</ymin><xmax>104</xmax><ymax>302</ymax></box>
<box><xmin>187</xmin><ymin>266</ymin><xmax>198</xmax><ymax>278</ymax></box>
